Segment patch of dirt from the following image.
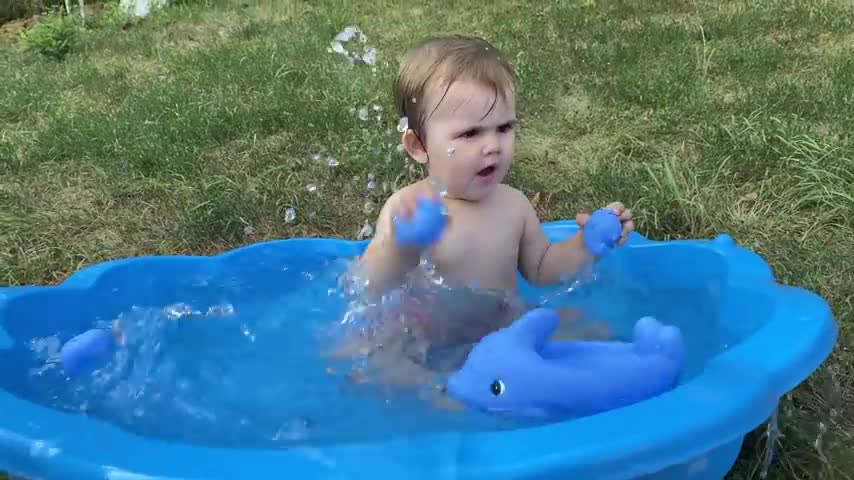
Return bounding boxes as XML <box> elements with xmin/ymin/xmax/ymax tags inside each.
<box><xmin>0</xmin><ymin>14</ymin><xmax>42</xmax><ymax>38</ymax></box>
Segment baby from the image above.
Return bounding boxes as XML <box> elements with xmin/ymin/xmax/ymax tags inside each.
<box><xmin>337</xmin><ymin>35</ymin><xmax>633</xmax><ymax>387</ymax></box>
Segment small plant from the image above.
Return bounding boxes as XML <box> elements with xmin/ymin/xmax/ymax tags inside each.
<box><xmin>19</xmin><ymin>10</ymin><xmax>81</xmax><ymax>60</ymax></box>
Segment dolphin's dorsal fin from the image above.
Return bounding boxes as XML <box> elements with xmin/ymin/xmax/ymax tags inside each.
<box><xmin>507</xmin><ymin>308</ymin><xmax>561</xmax><ymax>352</ymax></box>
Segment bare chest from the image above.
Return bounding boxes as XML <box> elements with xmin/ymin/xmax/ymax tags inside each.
<box><xmin>428</xmin><ymin>200</ymin><xmax>523</xmax><ymax>290</ymax></box>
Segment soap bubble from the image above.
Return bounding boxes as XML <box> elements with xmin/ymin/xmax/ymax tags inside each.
<box><xmin>447</xmin><ymin>145</ymin><xmax>456</xmax><ymax>159</ymax></box>
<box><xmin>306</xmin><ymin>184</ymin><xmax>318</xmax><ymax>193</ymax></box>
<box><xmin>327</xmin><ymin>157</ymin><xmax>339</xmax><ymax>168</ymax></box>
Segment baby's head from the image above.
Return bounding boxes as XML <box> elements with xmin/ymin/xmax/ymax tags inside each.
<box><xmin>395</xmin><ymin>35</ymin><xmax>517</xmax><ymax>201</ymax></box>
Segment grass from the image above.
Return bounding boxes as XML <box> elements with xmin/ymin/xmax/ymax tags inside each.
<box><xmin>1</xmin><ymin>0</ymin><xmax>853</xmax><ymax>478</ymax></box>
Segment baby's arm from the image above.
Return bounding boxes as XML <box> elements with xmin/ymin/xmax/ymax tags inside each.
<box><xmin>357</xmin><ymin>191</ymin><xmax>424</xmax><ymax>294</ymax></box>
<box><xmin>517</xmin><ymin>192</ymin><xmax>625</xmax><ymax>286</ymax></box>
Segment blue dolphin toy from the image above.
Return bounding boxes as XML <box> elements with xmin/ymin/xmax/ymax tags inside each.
<box><xmin>446</xmin><ymin>308</ymin><xmax>685</xmax><ymax>418</ymax></box>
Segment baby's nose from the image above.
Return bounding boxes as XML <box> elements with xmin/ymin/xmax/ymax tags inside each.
<box><xmin>481</xmin><ymin>135</ymin><xmax>501</xmax><ymax>155</ymax></box>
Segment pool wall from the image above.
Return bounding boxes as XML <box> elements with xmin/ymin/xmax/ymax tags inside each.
<box><xmin>0</xmin><ymin>221</ymin><xmax>838</xmax><ymax>480</ymax></box>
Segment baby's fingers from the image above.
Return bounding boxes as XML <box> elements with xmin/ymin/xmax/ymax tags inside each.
<box><xmin>396</xmin><ymin>196</ymin><xmax>418</xmax><ymax>220</ymax></box>
<box><xmin>620</xmin><ymin>208</ymin><xmax>633</xmax><ymax>222</ymax></box>
<box><xmin>617</xmin><ymin>219</ymin><xmax>635</xmax><ymax>246</ymax></box>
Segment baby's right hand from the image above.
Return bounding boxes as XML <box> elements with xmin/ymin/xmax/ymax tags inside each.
<box><xmin>393</xmin><ymin>185</ymin><xmax>441</xmax><ymax>222</ymax></box>
<box><xmin>392</xmin><ymin>188</ymin><xmax>448</xmax><ymax>249</ymax></box>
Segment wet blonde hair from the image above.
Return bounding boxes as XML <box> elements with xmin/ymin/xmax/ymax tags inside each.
<box><xmin>394</xmin><ymin>34</ymin><xmax>516</xmax><ymax>144</ymax></box>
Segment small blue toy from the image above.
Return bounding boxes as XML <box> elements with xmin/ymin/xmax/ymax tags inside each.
<box><xmin>393</xmin><ymin>195</ymin><xmax>448</xmax><ymax>248</ymax></box>
<box><xmin>59</xmin><ymin>327</ymin><xmax>115</xmax><ymax>376</ymax></box>
<box><xmin>446</xmin><ymin>308</ymin><xmax>685</xmax><ymax>418</ymax></box>
<box><xmin>583</xmin><ymin>208</ymin><xmax>623</xmax><ymax>256</ymax></box>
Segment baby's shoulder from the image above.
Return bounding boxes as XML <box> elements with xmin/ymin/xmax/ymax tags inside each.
<box><xmin>493</xmin><ymin>184</ymin><xmax>536</xmax><ymax>213</ymax></box>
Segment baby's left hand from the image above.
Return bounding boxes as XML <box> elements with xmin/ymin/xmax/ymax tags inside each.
<box><xmin>576</xmin><ymin>202</ymin><xmax>634</xmax><ymax>246</ymax></box>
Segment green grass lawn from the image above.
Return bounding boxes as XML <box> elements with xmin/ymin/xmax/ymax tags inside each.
<box><xmin>1</xmin><ymin>0</ymin><xmax>853</xmax><ymax>478</ymax></box>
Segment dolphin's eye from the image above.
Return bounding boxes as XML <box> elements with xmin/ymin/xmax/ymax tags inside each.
<box><xmin>490</xmin><ymin>379</ymin><xmax>505</xmax><ymax>396</ymax></box>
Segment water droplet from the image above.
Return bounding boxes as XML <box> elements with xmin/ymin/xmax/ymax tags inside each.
<box><xmin>430</xmin><ymin>177</ymin><xmax>449</xmax><ymax>198</ymax></box>
<box><xmin>273</xmin><ymin>417</ymin><xmax>313</xmax><ymax>442</ymax></box>
<box><xmin>309</xmin><ymin>151</ymin><xmax>322</xmax><ymax>161</ymax></box>
<box><xmin>411</xmin><ymin>97</ymin><xmax>417</xmax><ymax>104</ymax></box>
<box><xmin>362</xmin><ymin>48</ymin><xmax>377</xmax><ymax>65</ymax></box>
<box><xmin>447</xmin><ymin>145</ymin><xmax>456</xmax><ymax>158</ymax></box>
<box><xmin>397</xmin><ymin>116</ymin><xmax>409</xmax><ymax>133</ymax></box>
<box><xmin>284</xmin><ymin>208</ymin><xmax>297</xmax><ymax>223</ymax></box>
<box><xmin>207</xmin><ymin>304</ymin><xmax>235</xmax><ymax>316</ymax></box>
<box><xmin>358</xmin><ymin>222</ymin><xmax>374</xmax><ymax>239</ymax></box>
<box><xmin>334</xmin><ymin>26</ymin><xmax>360</xmax><ymax>42</ymax></box>
<box><xmin>327</xmin><ymin>157</ymin><xmax>339</xmax><ymax>168</ymax></box>
<box><xmin>306</xmin><ymin>183</ymin><xmax>318</xmax><ymax>193</ymax></box>
<box><xmin>358</xmin><ymin>106</ymin><xmax>369</xmax><ymax>121</ymax></box>
<box><xmin>363</xmin><ymin>201</ymin><xmax>375</xmax><ymax>214</ymax></box>
<box><xmin>164</xmin><ymin>303</ymin><xmax>193</xmax><ymax>320</ymax></box>
<box><xmin>240</xmin><ymin>324</ymin><xmax>256</xmax><ymax>342</ymax></box>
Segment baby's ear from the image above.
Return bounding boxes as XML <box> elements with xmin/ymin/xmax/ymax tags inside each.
<box><xmin>402</xmin><ymin>130</ymin><xmax>428</xmax><ymax>164</ymax></box>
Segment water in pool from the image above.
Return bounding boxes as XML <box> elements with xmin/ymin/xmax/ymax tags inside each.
<box><xmin>3</xmin><ymin>251</ymin><xmax>724</xmax><ymax>450</ymax></box>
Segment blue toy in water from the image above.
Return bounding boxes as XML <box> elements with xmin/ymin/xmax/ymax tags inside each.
<box><xmin>59</xmin><ymin>327</ymin><xmax>114</xmax><ymax>376</ymax></box>
<box><xmin>446</xmin><ymin>308</ymin><xmax>685</xmax><ymax>418</ymax></box>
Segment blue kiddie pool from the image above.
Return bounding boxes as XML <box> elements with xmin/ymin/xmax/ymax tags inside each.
<box><xmin>0</xmin><ymin>217</ymin><xmax>838</xmax><ymax>480</ymax></box>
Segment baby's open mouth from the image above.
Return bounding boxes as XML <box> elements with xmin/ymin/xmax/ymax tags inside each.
<box><xmin>477</xmin><ymin>165</ymin><xmax>496</xmax><ymax>177</ymax></box>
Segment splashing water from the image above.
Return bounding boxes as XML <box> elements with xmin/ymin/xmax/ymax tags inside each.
<box><xmin>283</xmin><ymin>208</ymin><xmax>297</xmax><ymax>223</ymax></box>
<box><xmin>357</xmin><ymin>106</ymin><xmax>369</xmax><ymax>122</ymax></box>
<box><xmin>759</xmin><ymin>408</ymin><xmax>779</xmax><ymax>479</ymax></box>
<box><xmin>357</xmin><ymin>222</ymin><xmax>374</xmax><ymax>240</ymax></box>
<box><xmin>328</xmin><ymin>25</ymin><xmax>378</xmax><ymax>66</ymax></box>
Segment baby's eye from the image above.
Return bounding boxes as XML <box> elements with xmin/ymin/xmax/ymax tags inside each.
<box><xmin>490</xmin><ymin>379</ymin><xmax>505</xmax><ymax>396</ymax></box>
<box><xmin>460</xmin><ymin>128</ymin><xmax>480</xmax><ymax>139</ymax></box>
<box><xmin>497</xmin><ymin>122</ymin><xmax>515</xmax><ymax>133</ymax></box>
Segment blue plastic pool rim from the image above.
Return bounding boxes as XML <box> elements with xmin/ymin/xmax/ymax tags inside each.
<box><xmin>0</xmin><ymin>220</ymin><xmax>838</xmax><ymax>479</ymax></box>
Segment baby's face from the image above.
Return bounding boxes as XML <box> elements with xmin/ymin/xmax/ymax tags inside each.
<box><xmin>418</xmin><ymin>80</ymin><xmax>516</xmax><ymax>201</ymax></box>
